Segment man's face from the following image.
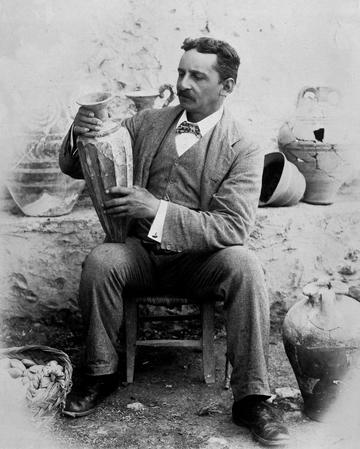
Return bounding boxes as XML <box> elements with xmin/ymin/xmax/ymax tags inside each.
<box><xmin>176</xmin><ymin>49</ymin><xmax>224</xmax><ymax>122</ymax></box>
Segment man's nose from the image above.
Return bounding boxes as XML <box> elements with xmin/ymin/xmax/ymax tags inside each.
<box><xmin>178</xmin><ymin>74</ymin><xmax>191</xmax><ymax>90</ymax></box>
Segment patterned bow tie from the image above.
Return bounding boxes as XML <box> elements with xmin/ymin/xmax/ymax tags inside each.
<box><xmin>176</xmin><ymin>121</ymin><xmax>201</xmax><ymax>138</ymax></box>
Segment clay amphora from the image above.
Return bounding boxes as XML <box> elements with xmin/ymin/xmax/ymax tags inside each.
<box><xmin>282</xmin><ymin>279</ymin><xmax>360</xmax><ymax>421</ymax></box>
<box><xmin>126</xmin><ymin>84</ymin><xmax>175</xmax><ymax>112</ymax></box>
<box><xmin>292</xmin><ymin>87</ymin><xmax>342</xmax><ymax>142</ymax></box>
<box><xmin>278</xmin><ymin>86</ymin><xmax>347</xmax><ymax>205</ymax></box>
<box><xmin>76</xmin><ymin>92</ymin><xmax>133</xmax><ymax>243</ymax></box>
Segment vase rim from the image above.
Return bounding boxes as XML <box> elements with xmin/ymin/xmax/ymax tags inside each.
<box><xmin>76</xmin><ymin>92</ymin><xmax>113</xmax><ymax>107</ymax></box>
<box><xmin>126</xmin><ymin>90</ymin><xmax>159</xmax><ymax>99</ymax></box>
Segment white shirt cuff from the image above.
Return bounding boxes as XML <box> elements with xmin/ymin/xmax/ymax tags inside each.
<box><xmin>148</xmin><ymin>200</ymin><xmax>168</xmax><ymax>242</ymax></box>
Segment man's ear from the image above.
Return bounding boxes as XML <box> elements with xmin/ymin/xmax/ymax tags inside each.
<box><xmin>220</xmin><ymin>78</ymin><xmax>235</xmax><ymax>97</ymax></box>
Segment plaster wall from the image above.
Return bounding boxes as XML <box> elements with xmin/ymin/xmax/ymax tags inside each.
<box><xmin>0</xmin><ymin>0</ymin><xmax>360</xmax><ymax>167</ymax></box>
<box><xmin>1</xmin><ymin>199</ymin><xmax>359</xmax><ymax>318</ymax></box>
<box><xmin>1</xmin><ymin>0</ymin><xmax>360</xmax><ymax>317</ymax></box>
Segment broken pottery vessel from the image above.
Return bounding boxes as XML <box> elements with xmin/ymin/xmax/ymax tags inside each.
<box><xmin>259</xmin><ymin>152</ymin><xmax>306</xmax><ymax>207</ymax></box>
<box><xmin>278</xmin><ymin>86</ymin><xmax>348</xmax><ymax>205</ymax></box>
<box><xmin>282</xmin><ymin>279</ymin><xmax>360</xmax><ymax>421</ymax></box>
<box><xmin>76</xmin><ymin>92</ymin><xmax>133</xmax><ymax>243</ymax></box>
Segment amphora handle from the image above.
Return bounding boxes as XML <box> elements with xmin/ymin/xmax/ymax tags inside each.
<box><xmin>158</xmin><ymin>84</ymin><xmax>175</xmax><ymax>108</ymax></box>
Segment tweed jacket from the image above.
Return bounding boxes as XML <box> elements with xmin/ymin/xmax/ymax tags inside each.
<box><xmin>59</xmin><ymin>105</ymin><xmax>263</xmax><ymax>253</ymax></box>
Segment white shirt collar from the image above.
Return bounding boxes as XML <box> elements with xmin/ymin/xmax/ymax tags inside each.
<box><xmin>176</xmin><ymin>106</ymin><xmax>224</xmax><ymax>136</ymax></box>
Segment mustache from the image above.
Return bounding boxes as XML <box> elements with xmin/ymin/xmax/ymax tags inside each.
<box><xmin>177</xmin><ymin>90</ymin><xmax>194</xmax><ymax>99</ymax></box>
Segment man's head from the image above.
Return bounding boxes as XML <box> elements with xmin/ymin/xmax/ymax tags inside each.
<box><xmin>177</xmin><ymin>37</ymin><xmax>240</xmax><ymax>121</ymax></box>
<box><xmin>182</xmin><ymin>37</ymin><xmax>240</xmax><ymax>83</ymax></box>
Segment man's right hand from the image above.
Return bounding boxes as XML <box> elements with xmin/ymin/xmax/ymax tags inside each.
<box><xmin>73</xmin><ymin>106</ymin><xmax>103</xmax><ymax>138</ymax></box>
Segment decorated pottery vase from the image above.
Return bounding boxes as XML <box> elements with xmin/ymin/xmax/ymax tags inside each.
<box><xmin>282</xmin><ymin>279</ymin><xmax>360</xmax><ymax>421</ymax></box>
<box><xmin>76</xmin><ymin>92</ymin><xmax>133</xmax><ymax>243</ymax></box>
<box><xmin>5</xmin><ymin>91</ymin><xmax>85</xmax><ymax>217</ymax></box>
<box><xmin>7</xmin><ymin>133</ymin><xmax>85</xmax><ymax>216</ymax></box>
<box><xmin>126</xmin><ymin>84</ymin><xmax>175</xmax><ymax>112</ymax></box>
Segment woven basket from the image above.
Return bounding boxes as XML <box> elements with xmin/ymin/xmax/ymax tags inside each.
<box><xmin>0</xmin><ymin>345</ymin><xmax>73</xmax><ymax>417</ymax></box>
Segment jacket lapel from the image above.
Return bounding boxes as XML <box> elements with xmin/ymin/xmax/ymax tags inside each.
<box><xmin>200</xmin><ymin>107</ymin><xmax>243</xmax><ymax>209</ymax></box>
<box><xmin>134</xmin><ymin>105</ymin><xmax>183</xmax><ymax>187</ymax></box>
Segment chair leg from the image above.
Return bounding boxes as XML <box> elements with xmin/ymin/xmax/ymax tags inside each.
<box><xmin>124</xmin><ymin>298</ymin><xmax>138</xmax><ymax>383</ymax></box>
<box><xmin>201</xmin><ymin>300</ymin><xmax>215</xmax><ymax>384</ymax></box>
<box><xmin>224</xmin><ymin>356</ymin><xmax>232</xmax><ymax>390</ymax></box>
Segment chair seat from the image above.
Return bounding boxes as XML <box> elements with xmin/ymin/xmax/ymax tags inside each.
<box><xmin>124</xmin><ymin>294</ymin><xmax>216</xmax><ymax>385</ymax></box>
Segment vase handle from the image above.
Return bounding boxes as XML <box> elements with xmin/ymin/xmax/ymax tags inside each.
<box><xmin>296</xmin><ymin>86</ymin><xmax>341</xmax><ymax>108</ymax></box>
<box><xmin>296</xmin><ymin>86</ymin><xmax>318</xmax><ymax>107</ymax></box>
<box><xmin>158</xmin><ymin>84</ymin><xmax>175</xmax><ymax>108</ymax></box>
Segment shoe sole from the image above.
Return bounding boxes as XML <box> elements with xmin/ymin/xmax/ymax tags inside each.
<box><xmin>252</xmin><ymin>430</ymin><xmax>289</xmax><ymax>447</ymax></box>
<box><xmin>61</xmin><ymin>384</ymin><xmax>119</xmax><ymax>419</ymax></box>
<box><xmin>234</xmin><ymin>416</ymin><xmax>289</xmax><ymax>447</ymax></box>
<box><xmin>62</xmin><ymin>408</ymin><xmax>96</xmax><ymax>418</ymax></box>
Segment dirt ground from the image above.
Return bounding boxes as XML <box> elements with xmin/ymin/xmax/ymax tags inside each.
<box><xmin>2</xmin><ymin>188</ymin><xmax>360</xmax><ymax>449</ymax></box>
<box><xmin>1</xmin><ymin>304</ymin><xmax>357</xmax><ymax>449</ymax></box>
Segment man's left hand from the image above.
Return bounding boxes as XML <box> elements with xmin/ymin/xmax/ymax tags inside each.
<box><xmin>104</xmin><ymin>186</ymin><xmax>160</xmax><ymax>219</ymax></box>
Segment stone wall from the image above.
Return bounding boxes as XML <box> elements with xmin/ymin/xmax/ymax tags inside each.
<box><xmin>1</xmin><ymin>193</ymin><xmax>359</xmax><ymax>318</ymax></box>
<box><xmin>0</xmin><ymin>201</ymin><xmax>102</xmax><ymax>317</ymax></box>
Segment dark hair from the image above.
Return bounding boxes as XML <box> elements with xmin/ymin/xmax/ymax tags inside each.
<box><xmin>181</xmin><ymin>37</ymin><xmax>240</xmax><ymax>83</ymax></box>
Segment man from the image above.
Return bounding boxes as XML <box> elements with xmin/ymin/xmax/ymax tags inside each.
<box><xmin>59</xmin><ymin>37</ymin><xmax>289</xmax><ymax>446</ymax></box>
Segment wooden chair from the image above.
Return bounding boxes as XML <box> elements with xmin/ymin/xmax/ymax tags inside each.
<box><xmin>124</xmin><ymin>294</ymin><xmax>216</xmax><ymax>384</ymax></box>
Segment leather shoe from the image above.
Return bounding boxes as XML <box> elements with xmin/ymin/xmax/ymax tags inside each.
<box><xmin>62</xmin><ymin>374</ymin><xmax>118</xmax><ymax>418</ymax></box>
<box><xmin>232</xmin><ymin>399</ymin><xmax>290</xmax><ymax>446</ymax></box>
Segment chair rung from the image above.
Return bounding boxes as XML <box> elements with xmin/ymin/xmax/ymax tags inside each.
<box><xmin>139</xmin><ymin>314</ymin><xmax>200</xmax><ymax>322</ymax></box>
<box><xmin>135</xmin><ymin>296</ymin><xmax>192</xmax><ymax>305</ymax></box>
<box><xmin>125</xmin><ymin>296</ymin><xmax>216</xmax><ymax>384</ymax></box>
<box><xmin>136</xmin><ymin>339</ymin><xmax>201</xmax><ymax>348</ymax></box>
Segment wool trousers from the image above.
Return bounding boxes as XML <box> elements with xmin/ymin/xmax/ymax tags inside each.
<box><xmin>78</xmin><ymin>237</ymin><xmax>271</xmax><ymax>401</ymax></box>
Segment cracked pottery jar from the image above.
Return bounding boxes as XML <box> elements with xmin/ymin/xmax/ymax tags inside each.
<box><xmin>282</xmin><ymin>279</ymin><xmax>360</xmax><ymax>421</ymax></box>
<box><xmin>76</xmin><ymin>92</ymin><xmax>133</xmax><ymax>243</ymax></box>
<box><xmin>278</xmin><ymin>86</ymin><xmax>347</xmax><ymax>205</ymax></box>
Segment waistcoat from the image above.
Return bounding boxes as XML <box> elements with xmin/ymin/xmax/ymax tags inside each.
<box><xmin>134</xmin><ymin>123</ymin><xmax>208</xmax><ymax>239</ymax></box>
